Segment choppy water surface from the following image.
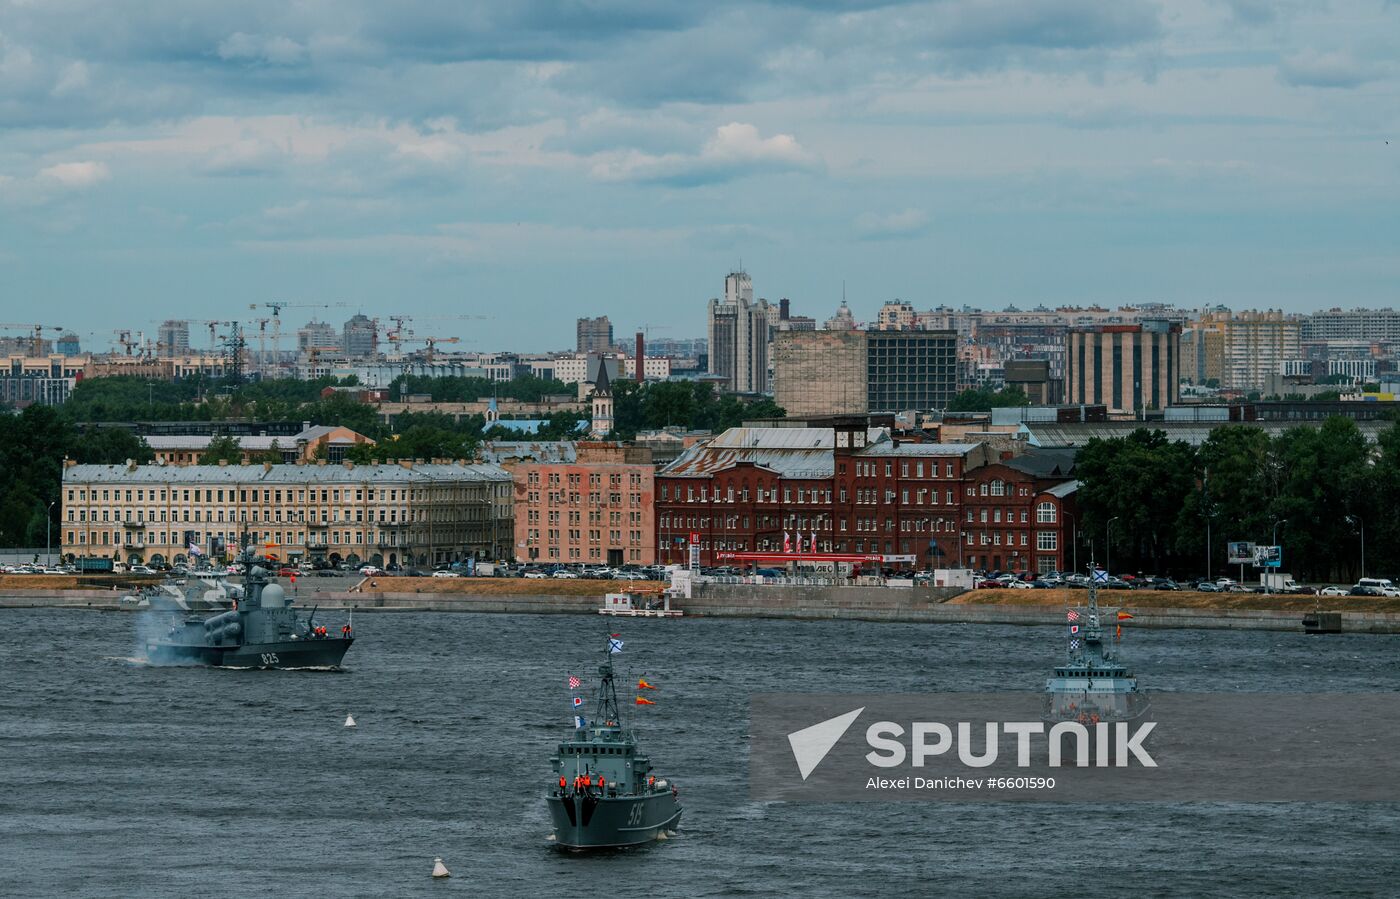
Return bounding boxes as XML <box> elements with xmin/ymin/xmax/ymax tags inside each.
<box><xmin>2</xmin><ymin>609</ymin><xmax>1397</xmax><ymax>897</ymax></box>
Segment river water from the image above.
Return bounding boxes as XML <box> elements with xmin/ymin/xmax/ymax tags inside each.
<box><xmin>2</xmin><ymin>609</ymin><xmax>1397</xmax><ymax>897</ymax></box>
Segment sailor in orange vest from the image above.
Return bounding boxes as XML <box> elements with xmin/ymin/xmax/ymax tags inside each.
<box><xmin>558</xmin><ymin>775</ymin><xmax>566</xmax><ymax>794</ymax></box>
<box><xmin>598</xmin><ymin>775</ymin><xmax>606</xmax><ymax>794</ymax></box>
<box><xmin>341</xmin><ymin>624</ymin><xmax>351</xmax><ymax>638</ymax></box>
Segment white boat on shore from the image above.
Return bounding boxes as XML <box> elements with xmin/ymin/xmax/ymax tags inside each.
<box><xmin>598</xmin><ymin>592</ymin><xmax>683</xmax><ymax>618</ymax></box>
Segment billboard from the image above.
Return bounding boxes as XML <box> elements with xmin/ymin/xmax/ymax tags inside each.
<box><xmin>1226</xmin><ymin>541</ymin><xmax>1255</xmax><ymax>565</ymax></box>
<box><xmin>1254</xmin><ymin>544</ymin><xmax>1282</xmax><ymax>568</ymax></box>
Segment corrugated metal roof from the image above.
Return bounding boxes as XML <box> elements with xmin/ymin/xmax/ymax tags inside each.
<box><xmin>861</xmin><ymin>442</ymin><xmax>981</xmax><ymax>456</ymax></box>
<box><xmin>1022</xmin><ymin>420</ymin><xmax>1391</xmax><ymax>448</ymax></box>
<box><xmin>1044</xmin><ymin>479</ymin><xmax>1080</xmax><ymax>498</ymax></box>
<box><xmin>63</xmin><ymin>462</ymin><xmax>511</xmax><ymax>484</ymax></box>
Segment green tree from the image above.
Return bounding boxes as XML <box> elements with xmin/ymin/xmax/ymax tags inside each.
<box><xmin>200</xmin><ymin>435</ymin><xmax>243</xmax><ymax>464</ymax></box>
<box><xmin>70</xmin><ymin>428</ymin><xmax>156</xmax><ymax>464</ymax></box>
<box><xmin>946</xmin><ymin>386</ymin><xmax>1029</xmax><ymax>412</ymax></box>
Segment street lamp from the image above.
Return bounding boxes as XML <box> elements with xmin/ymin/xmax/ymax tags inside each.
<box><xmin>1106</xmin><ymin>516</ymin><xmax>1120</xmax><ymax>576</ymax></box>
<box><xmin>1267</xmin><ymin>517</ymin><xmax>1288</xmax><ymax>595</ymax></box>
<box><xmin>46</xmin><ymin>501</ymin><xmax>56</xmax><ymax>567</ymax></box>
<box><xmin>1063</xmin><ymin>511</ymin><xmax>1078</xmax><ymax>576</ymax></box>
<box><xmin>1346</xmin><ymin>515</ymin><xmax>1365</xmax><ymax>579</ymax></box>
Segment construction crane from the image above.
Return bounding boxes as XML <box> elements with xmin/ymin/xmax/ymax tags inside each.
<box><xmin>252</xmin><ymin>301</ymin><xmax>354</xmax><ymax>376</ymax></box>
<box><xmin>0</xmin><ymin>322</ymin><xmax>65</xmax><ymax>357</ymax></box>
<box><xmin>383</xmin><ymin>315</ymin><xmax>414</xmax><ymax>355</ymax></box>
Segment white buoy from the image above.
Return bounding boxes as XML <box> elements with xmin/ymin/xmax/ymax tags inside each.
<box><xmin>344</xmin><ymin>714</ymin><xmax>356</xmax><ymax>728</ymax></box>
<box><xmin>432</xmin><ymin>857</ymin><xmax>451</xmax><ymax>878</ymax></box>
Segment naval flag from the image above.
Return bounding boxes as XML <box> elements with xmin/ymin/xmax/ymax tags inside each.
<box><xmin>571</xmin><ymin>696</ymin><xmax>584</xmax><ymax>708</ymax></box>
<box><xmin>1069</xmin><ymin>624</ymin><xmax>1080</xmax><ymax>635</ymax></box>
<box><xmin>573</xmin><ymin>715</ymin><xmax>587</xmax><ymax>729</ymax></box>
<box><xmin>607</xmin><ymin>636</ymin><xmax>624</xmax><ymax>654</ymax></box>
<box><xmin>568</xmin><ymin>675</ymin><xmax>581</xmax><ymax>690</ymax></box>
<box><xmin>188</xmin><ymin>543</ymin><xmax>203</xmax><ymax>557</ymax></box>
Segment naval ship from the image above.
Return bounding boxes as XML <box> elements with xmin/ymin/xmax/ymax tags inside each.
<box><xmin>1046</xmin><ymin>568</ymin><xmax>1149</xmax><ymax>722</ymax></box>
<box><xmin>143</xmin><ymin>547</ymin><xmax>353</xmax><ymax>669</ymax></box>
<box><xmin>546</xmin><ymin>636</ymin><xmax>682</xmax><ymax>850</ymax></box>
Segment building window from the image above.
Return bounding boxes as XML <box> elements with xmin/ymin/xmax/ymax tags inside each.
<box><xmin>1036</xmin><ymin>502</ymin><xmax>1057</xmax><ymax>523</ymax></box>
<box><xmin>990</xmin><ymin>480</ymin><xmax>1005</xmax><ymax>496</ymax></box>
<box><xmin>1037</xmin><ymin>531</ymin><xmax>1058</xmax><ymax>551</ymax></box>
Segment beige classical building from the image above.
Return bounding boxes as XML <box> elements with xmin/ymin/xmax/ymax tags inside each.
<box><xmin>512</xmin><ymin>442</ymin><xmax>656</xmax><ymax>566</ymax></box>
<box><xmin>60</xmin><ymin>459</ymin><xmax>512</xmax><ymax>568</ymax></box>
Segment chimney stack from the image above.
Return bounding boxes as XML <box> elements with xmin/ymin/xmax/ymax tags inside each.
<box><xmin>635</xmin><ymin>331</ymin><xmax>645</xmax><ymax>383</ymax></box>
<box><xmin>779</xmin><ymin>298</ymin><xmax>790</xmax><ymax>321</ymax></box>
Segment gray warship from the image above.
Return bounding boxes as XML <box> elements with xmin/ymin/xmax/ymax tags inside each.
<box><xmin>1046</xmin><ymin>568</ymin><xmax>1148</xmax><ymax>722</ymax></box>
<box><xmin>124</xmin><ymin>569</ymin><xmax>240</xmax><ymax>612</ymax></box>
<box><xmin>546</xmin><ymin>636</ymin><xmax>682</xmax><ymax>850</ymax></box>
<box><xmin>143</xmin><ymin>549</ymin><xmax>353</xmax><ymax>669</ymax></box>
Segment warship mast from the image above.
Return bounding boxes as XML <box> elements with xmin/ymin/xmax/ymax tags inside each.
<box><xmin>591</xmin><ymin>635</ymin><xmax>625</xmax><ymax>729</ymax></box>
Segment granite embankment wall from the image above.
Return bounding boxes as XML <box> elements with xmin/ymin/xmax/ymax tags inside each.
<box><xmin>4</xmin><ymin>584</ymin><xmax>1400</xmax><ymax>634</ymax></box>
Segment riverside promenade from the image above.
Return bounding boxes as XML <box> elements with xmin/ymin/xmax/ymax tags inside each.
<box><xmin>5</xmin><ymin>576</ymin><xmax>1400</xmax><ymax>634</ymax></box>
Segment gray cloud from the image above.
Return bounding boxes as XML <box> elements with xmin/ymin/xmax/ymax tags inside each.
<box><xmin>1278</xmin><ymin>51</ymin><xmax>1384</xmax><ymax>89</ymax></box>
<box><xmin>854</xmin><ymin>208</ymin><xmax>930</xmax><ymax>239</ymax></box>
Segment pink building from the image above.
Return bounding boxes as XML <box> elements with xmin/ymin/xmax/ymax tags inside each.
<box><xmin>513</xmin><ymin>443</ymin><xmax>656</xmax><ymax>566</ymax></box>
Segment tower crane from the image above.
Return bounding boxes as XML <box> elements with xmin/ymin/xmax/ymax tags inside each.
<box><xmin>252</xmin><ymin>301</ymin><xmax>353</xmax><ymax>376</ymax></box>
<box><xmin>0</xmin><ymin>322</ymin><xmax>65</xmax><ymax>357</ymax></box>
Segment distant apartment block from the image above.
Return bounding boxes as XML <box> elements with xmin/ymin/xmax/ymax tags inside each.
<box><xmin>707</xmin><ymin>271</ymin><xmax>771</xmax><ymax>393</ymax></box>
<box><xmin>157</xmin><ymin>320</ymin><xmax>190</xmax><ymax>357</ymax></box>
<box><xmin>1302</xmin><ymin>308</ymin><xmax>1400</xmax><ymax>343</ymax></box>
<box><xmin>1198</xmin><ymin>310</ymin><xmax>1302</xmax><ymax>393</ymax></box>
<box><xmin>576</xmin><ymin>316</ymin><xmax>614</xmax><ymax>354</ymax></box>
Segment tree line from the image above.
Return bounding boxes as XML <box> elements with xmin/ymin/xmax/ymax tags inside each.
<box><xmin>1074</xmin><ymin>417</ymin><xmax>1399</xmax><ymax>583</ymax></box>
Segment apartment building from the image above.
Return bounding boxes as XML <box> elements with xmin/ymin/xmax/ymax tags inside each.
<box><xmin>512</xmin><ymin>442</ymin><xmax>656</xmax><ymax>566</ymax></box>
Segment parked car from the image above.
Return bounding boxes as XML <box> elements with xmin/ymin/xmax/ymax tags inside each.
<box><xmin>1006</xmin><ymin>579</ymin><xmax>1033</xmax><ymax>589</ymax></box>
<box><xmin>1319</xmin><ymin>586</ymin><xmax>1348</xmax><ymax>597</ymax></box>
<box><xmin>615</xmin><ymin>571</ymin><xmax>648</xmax><ymax>581</ymax></box>
<box><xmin>129</xmin><ymin>565</ymin><xmax>156</xmax><ymax>575</ymax></box>
<box><xmin>431</xmin><ymin>570</ymin><xmax>461</xmax><ymax>579</ymax></box>
<box><xmin>359</xmin><ymin>565</ymin><xmax>383</xmax><ymax>576</ymax></box>
<box><xmin>1152</xmin><ymin>579</ymin><xmax>1181</xmax><ymax>591</ymax></box>
<box><xmin>316</xmin><ymin>569</ymin><xmax>339</xmax><ymax>578</ymax></box>
<box><xmin>1350</xmin><ymin>585</ymin><xmax>1384</xmax><ymax>597</ymax></box>
<box><xmin>1195</xmin><ymin>581</ymin><xmax>1220</xmax><ymax>592</ymax></box>
<box><xmin>552</xmin><ymin>570</ymin><xmax>580</xmax><ymax>579</ymax></box>
<box><xmin>523</xmin><ymin>570</ymin><xmax>549</xmax><ymax>579</ymax></box>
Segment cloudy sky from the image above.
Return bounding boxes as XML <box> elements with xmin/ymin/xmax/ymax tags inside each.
<box><xmin>1</xmin><ymin>0</ymin><xmax>1396</xmax><ymax>352</ymax></box>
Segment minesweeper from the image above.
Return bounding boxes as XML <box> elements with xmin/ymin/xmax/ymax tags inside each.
<box><xmin>1046</xmin><ymin>569</ymin><xmax>1149</xmax><ymax>722</ymax></box>
<box><xmin>546</xmin><ymin>636</ymin><xmax>682</xmax><ymax>849</ymax></box>
<box><xmin>143</xmin><ymin>547</ymin><xmax>353</xmax><ymax>669</ymax></box>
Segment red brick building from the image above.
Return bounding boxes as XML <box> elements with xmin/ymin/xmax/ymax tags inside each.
<box><xmin>655</xmin><ymin>418</ymin><xmax>1074</xmax><ymax>571</ymax></box>
<box><xmin>514</xmin><ymin>442</ymin><xmax>656</xmax><ymax>566</ymax></box>
<box><xmin>961</xmin><ymin>452</ymin><xmax>1078</xmax><ymax>575</ymax></box>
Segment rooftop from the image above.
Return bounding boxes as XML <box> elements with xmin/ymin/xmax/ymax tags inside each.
<box><xmin>63</xmin><ymin>461</ymin><xmax>511</xmax><ymax>484</ymax></box>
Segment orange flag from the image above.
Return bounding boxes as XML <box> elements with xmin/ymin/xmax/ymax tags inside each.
<box><xmin>635</xmin><ymin>696</ymin><xmax>656</xmax><ymax>706</ymax></box>
<box><xmin>638</xmin><ymin>678</ymin><xmax>658</xmax><ymax>690</ymax></box>
<box><xmin>1116</xmin><ymin>624</ymin><xmax>1122</xmax><ymax>641</ymax></box>
<box><xmin>1117</xmin><ymin>612</ymin><xmax>1134</xmax><ymax>620</ymax></box>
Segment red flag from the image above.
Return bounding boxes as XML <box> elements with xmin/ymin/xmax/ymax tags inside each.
<box><xmin>1117</xmin><ymin>611</ymin><xmax>1134</xmax><ymax>621</ymax></box>
<box><xmin>635</xmin><ymin>696</ymin><xmax>656</xmax><ymax>705</ymax></box>
<box><xmin>638</xmin><ymin>678</ymin><xmax>658</xmax><ymax>690</ymax></box>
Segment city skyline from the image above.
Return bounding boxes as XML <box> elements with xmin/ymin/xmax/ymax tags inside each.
<box><xmin>2</xmin><ymin>2</ymin><xmax>1397</xmax><ymax>349</ymax></box>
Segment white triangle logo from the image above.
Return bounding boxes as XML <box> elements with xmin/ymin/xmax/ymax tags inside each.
<box><xmin>787</xmin><ymin>707</ymin><xmax>864</xmax><ymax>780</ymax></box>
